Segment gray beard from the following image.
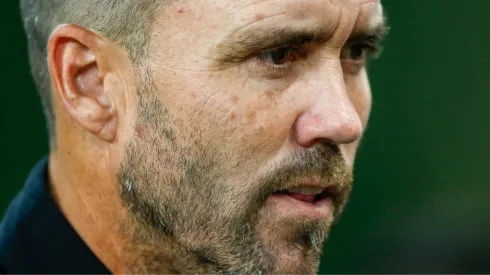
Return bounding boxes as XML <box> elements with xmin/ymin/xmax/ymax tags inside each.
<box><xmin>113</xmin><ymin>77</ymin><xmax>348</xmax><ymax>274</ymax></box>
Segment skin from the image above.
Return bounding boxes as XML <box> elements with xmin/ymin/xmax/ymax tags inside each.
<box><xmin>46</xmin><ymin>0</ymin><xmax>385</xmax><ymax>273</ymax></box>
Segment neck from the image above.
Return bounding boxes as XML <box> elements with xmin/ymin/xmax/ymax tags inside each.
<box><xmin>48</xmin><ymin>151</ymin><xmax>207</xmax><ymax>273</ymax></box>
<box><xmin>48</xmin><ymin>150</ymin><xmax>130</xmax><ymax>272</ymax></box>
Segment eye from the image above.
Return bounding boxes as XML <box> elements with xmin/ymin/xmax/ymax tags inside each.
<box><xmin>341</xmin><ymin>43</ymin><xmax>374</xmax><ymax>62</ymax></box>
<box><xmin>350</xmin><ymin>45</ymin><xmax>365</xmax><ymax>60</ymax></box>
<box><xmin>251</xmin><ymin>46</ymin><xmax>307</xmax><ymax>78</ymax></box>
<box><xmin>257</xmin><ymin>46</ymin><xmax>305</xmax><ymax>66</ymax></box>
<box><xmin>340</xmin><ymin>43</ymin><xmax>377</xmax><ymax>74</ymax></box>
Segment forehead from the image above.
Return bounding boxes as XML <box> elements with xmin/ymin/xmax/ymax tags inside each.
<box><xmin>159</xmin><ymin>0</ymin><xmax>384</xmax><ymax>40</ymax></box>
<box><xmin>190</xmin><ymin>0</ymin><xmax>381</xmax><ymax>23</ymax></box>
<box><xmin>148</xmin><ymin>0</ymin><xmax>385</xmax><ymax>69</ymax></box>
<box><xmin>235</xmin><ymin>1</ymin><xmax>381</xmax><ymax>28</ymax></box>
<box><xmin>355</xmin><ymin>1</ymin><xmax>384</xmax><ymax>31</ymax></box>
<box><xmin>220</xmin><ymin>0</ymin><xmax>382</xmax><ymax>13</ymax></box>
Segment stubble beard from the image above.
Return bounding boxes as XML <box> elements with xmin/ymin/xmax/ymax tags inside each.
<box><xmin>116</xmin><ymin>77</ymin><xmax>353</xmax><ymax>274</ymax></box>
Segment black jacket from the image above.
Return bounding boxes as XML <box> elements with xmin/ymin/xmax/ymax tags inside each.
<box><xmin>0</xmin><ymin>157</ymin><xmax>110</xmax><ymax>274</ymax></box>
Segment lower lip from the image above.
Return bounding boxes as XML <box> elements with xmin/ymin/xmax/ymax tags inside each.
<box><xmin>266</xmin><ymin>193</ymin><xmax>333</xmax><ymax>219</ymax></box>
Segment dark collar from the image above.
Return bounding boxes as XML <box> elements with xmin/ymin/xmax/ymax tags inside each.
<box><xmin>0</xmin><ymin>157</ymin><xmax>111</xmax><ymax>274</ymax></box>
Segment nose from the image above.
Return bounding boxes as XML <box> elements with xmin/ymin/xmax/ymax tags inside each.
<box><xmin>293</xmin><ymin>63</ymin><xmax>363</xmax><ymax>148</ymax></box>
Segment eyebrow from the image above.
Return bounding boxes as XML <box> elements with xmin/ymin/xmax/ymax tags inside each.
<box><xmin>213</xmin><ymin>20</ymin><xmax>388</xmax><ymax>64</ymax></box>
<box><xmin>347</xmin><ymin>21</ymin><xmax>388</xmax><ymax>46</ymax></box>
<box><xmin>214</xmin><ymin>26</ymin><xmax>330</xmax><ymax>63</ymax></box>
<box><xmin>346</xmin><ymin>21</ymin><xmax>389</xmax><ymax>55</ymax></box>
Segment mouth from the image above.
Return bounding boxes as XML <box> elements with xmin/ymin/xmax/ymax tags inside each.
<box><xmin>267</xmin><ymin>185</ymin><xmax>339</xmax><ymax>219</ymax></box>
<box><xmin>276</xmin><ymin>186</ymin><xmax>334</xmax><ymax>203</ymax></box>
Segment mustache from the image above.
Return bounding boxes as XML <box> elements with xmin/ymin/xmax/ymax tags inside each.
<box><xmin>251</xmin><ymin>142</ymin><xmax>353</xmax><ymax>215</ymax></box>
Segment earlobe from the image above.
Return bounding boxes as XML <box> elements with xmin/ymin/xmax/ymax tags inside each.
<box><xmin>48</xmin><ymin>25</ymin><xmax>118</xmax><ymax>142</ymax></box>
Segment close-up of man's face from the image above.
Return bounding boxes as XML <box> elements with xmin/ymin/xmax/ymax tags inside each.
<box><xmin>114</xmin><ymin>1</ymin><xmax>385</xmax><ymax>273</ymax></box>
<box><xmin>13</xmin><ymin>0</ymin><xmax>385</xmax><ymax>273</ymax></box>
<box><xmin>7</xmin><ymin>0</ymin><xmax>490</xmax><ymax>274</ymax></box>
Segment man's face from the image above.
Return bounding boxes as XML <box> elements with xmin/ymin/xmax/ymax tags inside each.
<box><xmin>117</xmin><ymin>0</ymin><xmax>384</xmax><ymax>273</ymax></box>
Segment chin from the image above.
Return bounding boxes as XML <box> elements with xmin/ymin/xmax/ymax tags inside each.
<box><xmin>268</xmin><ymin>250</ymin><xmax>321</xmax><ymax>274</ymax></box>
<box><xmin>257</xmin><ymin>215</ymin><xmax>328</xmax><ymax>274</ymax></box>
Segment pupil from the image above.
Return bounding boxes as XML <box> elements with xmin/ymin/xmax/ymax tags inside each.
<box><xmin>271</xmin><ymin>49</ymin><xmax>288</xmax><ymax>64</ymax></box>
<box><xmin>351</xmin><ymin>45</ymin><xmax>364</xmax><ymax>60</ymax></box>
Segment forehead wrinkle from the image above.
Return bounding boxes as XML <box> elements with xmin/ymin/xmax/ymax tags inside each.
<box><xmin>236</xmin><ymin>0</ymin><xmax>271</xmax><ymax>10</ymax></box>
<box><xmin>228</xmin><ymin>0</ymin><xmax>345</xmax><ymax>27</ymax></box>
<box><xmin>353</xmin><ymin>1</ymin><xmax>385</xmax><ymax>35</ymax></box>
<box><xmin>323</xmin><ymin>0</ymin><xmax>361</xmax><ymax>47</ymax></box>
<box><xmin>214</xmin><ymin>0</ymin><xmax>343</xmax><ymax>46</ymax></box>
<box><xmin>227</xmin><ymin>12</ymin><xmax>288</xmax><ymax>37</ymax></box>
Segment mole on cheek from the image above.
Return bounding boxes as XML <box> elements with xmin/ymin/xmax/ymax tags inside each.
<box><xmin>247</xmin><ymin>111</ymin><xmax>257</xmax><ymax>123</ymax></box>
<box><xmin>230</xmin><ymin>113</ymin><xmax>237</xmax><ymax>120</ymax></box>
<box><xmin>265</xmin><ymin>90</ymin><xmax>274</xmax><ymax>98</ymax></box>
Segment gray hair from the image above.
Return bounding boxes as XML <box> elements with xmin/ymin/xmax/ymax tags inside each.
<box><xmin>20</xmin><ymin>0</ymin><xmax>165</xmax><ymax>144</ymax></box>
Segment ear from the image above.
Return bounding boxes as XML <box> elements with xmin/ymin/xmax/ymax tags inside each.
<box><xmin>48</xmin><ymin>24</ymin><xmax>118</xmax><ymax>142</ymax></box>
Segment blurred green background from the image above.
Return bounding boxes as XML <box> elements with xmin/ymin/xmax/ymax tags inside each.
<box><xmin>1</xmin><ymin>0</ymin><xmax>489</xmax><ymax>273</ymax></box>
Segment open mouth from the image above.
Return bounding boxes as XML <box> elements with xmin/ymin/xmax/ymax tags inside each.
<box><xmin>274</xmin><ymin>186</ymin><xmax>335</xmax><ymax>204</ymax></box>
<box><xmin>267</xmin><ymin>186</ymin><xmax>336</xmax><ymax>219</ymax></box>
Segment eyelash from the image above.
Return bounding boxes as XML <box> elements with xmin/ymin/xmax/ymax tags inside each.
<box><xmin>253</xmin><ymin>42</ymin><xmax>378</xmax><ymax>78</ymax></box>
<box><xmin>254</xmin><ymin>44</ymin><xmax>308</xmax><ymax>78</ymax></box>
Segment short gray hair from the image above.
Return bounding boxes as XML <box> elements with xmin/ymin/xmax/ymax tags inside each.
<box><xmin>20</xmin><ymin>0</ymin><xmax>165</xmax><ymax>143</ymax></box>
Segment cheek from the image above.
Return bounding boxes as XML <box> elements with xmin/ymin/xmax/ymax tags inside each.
<box><xmin>151</xmin><ymin>69</ymin><xmax>291</xmax><ymax>169</ymax></box>
<box><xmin>201</xmin><ymin>89</ymin><xmax>292</xmax><ymax>166</ymax></box>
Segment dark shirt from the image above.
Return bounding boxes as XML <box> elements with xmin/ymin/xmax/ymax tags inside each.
<box><xmin>0</xmin><ymin>157</ymin><xmax>111</xmax><ymax>274</ymax></box>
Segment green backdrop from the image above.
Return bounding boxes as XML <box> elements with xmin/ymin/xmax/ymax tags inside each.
<box><xmin>2</xmin><ymin>1</ymin><xmax>489</xmax><ymax>273</ymax></box>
